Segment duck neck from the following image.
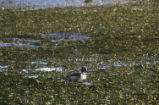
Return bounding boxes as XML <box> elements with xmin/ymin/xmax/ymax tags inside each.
<box><xmin>81</xmin><ymin>72</ymin><xmax>86</xmax><ymax>75</ymax></box>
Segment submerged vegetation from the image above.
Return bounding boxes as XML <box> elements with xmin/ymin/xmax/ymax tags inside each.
<box><xmin>0</xmin><ymin>0</ymin><xmax>158</xmax><ymax>104</ymax></box>
<box><xmin>0</xmin><ymin>66</ymin><xmax>158</xmax><ymax>104</ymax></box>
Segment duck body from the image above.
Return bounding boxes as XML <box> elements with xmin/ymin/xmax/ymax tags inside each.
<box><xmin>67</xmin><ymin>67</ymin><xmax>87</xmax><ymax>82</ymax></box>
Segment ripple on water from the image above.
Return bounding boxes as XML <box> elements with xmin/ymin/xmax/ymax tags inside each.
<box><xmin>82</xmin><ymin>82</ymin><xmax>92</xmax><ymax>86</ymax></box>
<box><xmin>23</xmin><ymin>66</ymin><xmax>63</xmax><ymax>72</ymax></box>
<box><xmin>35</xmin><ymin>67</ymin><xmax>63</xmax><ymax>72</ymax></box>
<box><xmin>0</xmin><ymin>0</ymin><xmax>133</xmax><ymax>9</ymax></box>
<box><xmin>31</xmin><ymin>60</ymin><xmax>48</xmax><ymax>65</ymax></box>
<box><xmin>0</xmin><ymin>43</ymin><xmax>46</xmax><ymax>48</ymax></box>
<box><xmin>68</xmin><ymin>55</ymin><xmax>159</xmax><ymax>69</ymax></box>
<box><xmin>0</xmin><ymin>33</ymin><xmax>89</xmax><ymax>49</ymax></box>
<box><xmin>40</xmin><ymin>33</ymin><xmax>90</xmax><ymax>42</ymax></box>
<box><xmin>11</xmin><ymin>38</ymin><xmax>41</xmax><ymax>43</ymax></box>
<box><xmin>0</xmin><ymin>65</ymin><xmax>10</xmax><ymax>71</ymax></box>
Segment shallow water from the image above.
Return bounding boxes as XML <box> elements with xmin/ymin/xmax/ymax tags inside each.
<box><xmin>1</xmin><ymin>55</ymin><xmax>158</xmax><ymax>74</ymax></box>
<box><xmin>0</xmin><ymin>0</ymin><xmax>134</xmax><ymax>9</ymax></box>
<box><xmin>0</xmin><ymin>1</ymin><xmax>158</xmax><ymax>104</ymax></box>
<box><xmin>0</xmin><ymin>30</ymin><xmax>158</xmax><ymax>76</ymax></box>
<box><xmin>0</xmin><ymin>32</ymin><xmax>89</xmax><ymax>48</ymax></box>
<box><xmin>41</xmin><ymin>33</ymin><xmax>89</xmax><ymax>42</ymax></box>
<box><xmin>0</xmin><ymin>43</ymin><xmax>45</xmax><ymax>48</ymax></box>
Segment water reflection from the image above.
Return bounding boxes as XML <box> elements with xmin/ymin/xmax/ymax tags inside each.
<box><xmin>28</xmin><ymin>74</ymin><xmax>39</xmax><ymax>78</ymax></box>
<box><xmin>98</xmin><ymin>60</ymin><xmax>159</xmax><ymax>69</ymax></box>
<box><xmin>82</xmin><ymin>81</ymin><xmax>92</xmax><ymax>86</ymax></box>
<box><xmin>23</xmin><ymin>66</ymin><xmax>63</xmax><ymax>72</ymax></box>
<box><xmin>31</xmin><ymin>60</ymin><xmax>48</xmax><ymax>65</ymax></box>
<box><xmin>10</xmin><ymin>38</ymin><xmax>41</xmax><ymax>43</ymax></box>
<box><xmin>41</xmin><ymin>33</ymin><xmax>89</xmax><ymax>42</ymax></box>
<box><xmin>0</xmin><ymin>0</ymin><xmax>134</xmax><ymax>9</ymax></box>
<box><xmin>0</xmin><ymin>59</ymin><xmax>158</xmax><ymax>72</ymax></box>
<box><xmin>0</xmin><ymin>65</ymin><xmax>10</xmax><ymax>71</ymax></box>
<box><xmin>0</xmin><ymin>43</ymin><xmax>45</xmax><ymax>48</ymax></box>
<box><xmin>0</xmin><ymin>32</ymin><xmax>89</xmax><ymax>49</ymax></box>
<box><xmin>35</xmin><ymin>67</ymin><xmax>63</xmax><ymax>72</ymax></box>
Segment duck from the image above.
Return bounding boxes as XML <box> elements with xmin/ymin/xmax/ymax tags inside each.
<box><xmin>67</xmin><ymin>67</ymin><xmax>87</xmax><ymax>82</ymax></box>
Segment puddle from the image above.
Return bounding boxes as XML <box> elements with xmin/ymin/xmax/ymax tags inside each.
<box><xmin>10</xmin><ymin>38</ymin><xmax>41</xmax><ymax>43</ymax></box>
<box><xmin>69</xmin><ymin>55</ymin><xmax>159</xmax><ymax>70</ymax></box>
<box><xmin>82</xmin><ymin>81</ymin><xmax>92</xmax><ymax>86</ymax></box>
<box><xmin>0</xmin><ymin>33</ymin><xmax>89</xmax><ymax>49</ymax></box>
<box><xmin>1</xmin><ymin>58</ymin><xmax>158</xmax><ymax>80</ymax></box>
<box><xmin>35</xmin><ymin>67</ymin><xmax>63</xmax><ymax>72</ymax></box>
<box><xmin>23</xmin><ymin>66</ymin><xmax>63</xmax><ymax>78</ymax></box>
<box><xmin>0</xmin><ymin>65</ymin><xmax>10</xmax><ymax>71</ymax></box>
<box><xmin>31</xmin><ymin>60</ymin><xmax>48</xmax><ymax>65</ymax></box>
<box><xmin>98</xmin><ymin>65</ymin><xmax>111</xmax><ymax>69</ymax></box>
<box><xmin>28</xmin><ymin>74</ymin><xmax>39</xmax><ymax>78</ymax></box>
<box><xmin>98</xmin><ymin>60</ymin><xmax>159</xmax><ymax>69</ymax></box>
<box><xmin>40</xmin><ymin>33</ymin><xmax>89</xmax><ymax>42</ymax></box>
<box><xmin>2</xmin><ymin>38</ymin><xmax>41</xmax><ymax>43</ymax></box>
<box><xmin>0</xmin><ymin>0</ymin><xmax>135</xmax><ymax>9</ymax></box>
<box><xmin>0</xmin><ymin>43</ymin><xmax>46</xmax><ymax>48</ymax></box>
<box><xmin>23</xmin><ymin>66</ymin><xmax>63</xmax><ymax>72</ymax></box>
<box><xmin>0</xmin><ymin>37</ymin><xmax>45</xmax><ymax>48</ymax></box>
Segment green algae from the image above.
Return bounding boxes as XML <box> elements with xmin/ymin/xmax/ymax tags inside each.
<box><xmin>0</xmin><ymin>0</ymin><xmax>159</xmax><ymax>104</ymax></box>
<box><xmin>0</xmin><ymin>66</ymin><xmax>158</xmax><ymax>104</ymax></box>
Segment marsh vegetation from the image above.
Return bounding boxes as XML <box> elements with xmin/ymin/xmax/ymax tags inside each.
<box><xmin>0</xmin><ymin>0</ymin><xmax>159</xmax><ymax>104</ymax></box>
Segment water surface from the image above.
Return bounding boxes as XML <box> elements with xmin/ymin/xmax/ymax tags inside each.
<box><xmin>0</xmin><ymin>1</ymin><xmax>158</xmax><ymax>104</ymax></box>
<box><xmin>0</xmin><ymin>0</ymin><xmax>135</xmax><ymax>9</ymax></box>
